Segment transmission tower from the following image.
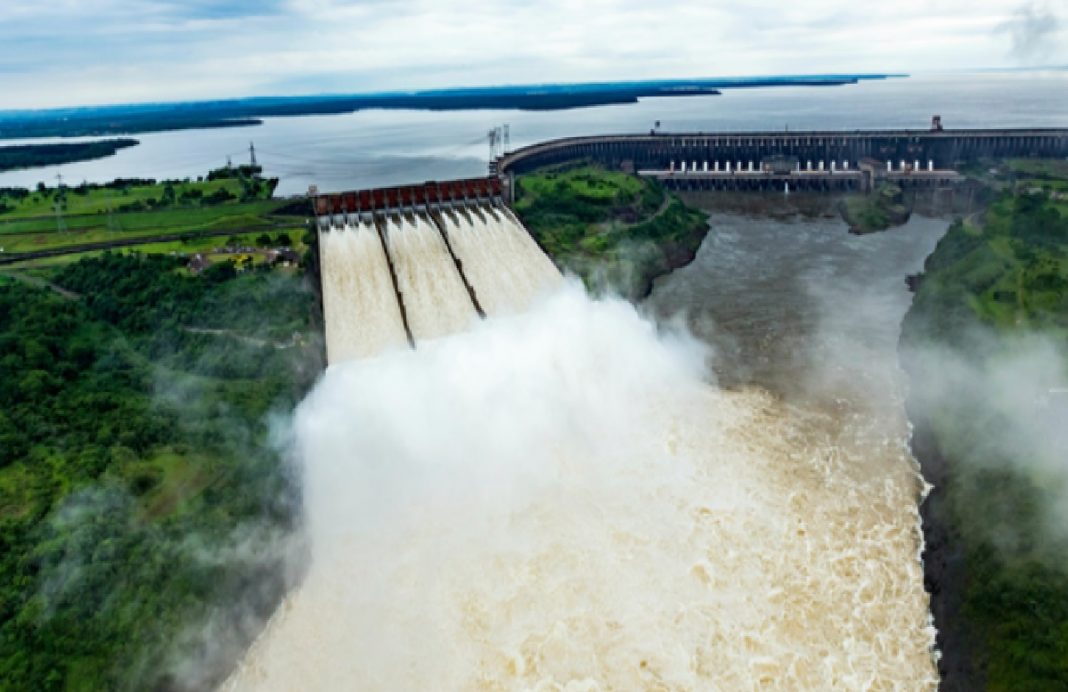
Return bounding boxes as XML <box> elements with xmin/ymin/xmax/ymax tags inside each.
<box><xmin>488</xmin><ymin>128</ymin><xmax>499</xmax><ymax>164</ymax></box>
<box><xmin>53</xmin><ymin>174</ymin><xmax>67</xmax><ymax>234</ymax></box>
<box><xmin>106</xmin><ymin>193</ymin><xmax>120</xmax><ymax>233</ymax></box>
<box><xmin>503</xmin><ymin>124</ymin><xmax>510</xmax><ymax>152</ymax></box>
<box><xmin>249</xmin><ymin>141</ymin><xmax>257</xmax><ymax>167</ymax></box>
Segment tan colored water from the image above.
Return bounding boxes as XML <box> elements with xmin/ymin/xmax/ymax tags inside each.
<box><xmin>384</xmin><ymin>214</ymin><xmax>478</xmax><ymax>343</ymax></box>
<box><xmin>318</xmin><ymin>222</ymin><xmax>408</xmax><ymax>363</ymax></box>
<box><xmin>441</xmin><ymin>208</ymin><xmax>562</xmax><ymax>317</ymax></box>
<box><xmin>224</xmin><ymin>270</ymin><xmax>937</xmax><ymax>690</ymax></box>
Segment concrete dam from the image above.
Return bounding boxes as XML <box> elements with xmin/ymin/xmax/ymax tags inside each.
<box><xmin>314</xmin><ymin>177</ymin><xmax>561</xmax><ymax>363</ymax></box>
<box><xmin>496</xmin><ymin>126</ymin><xmax>1068</xmax><ymax>193</ymax></box>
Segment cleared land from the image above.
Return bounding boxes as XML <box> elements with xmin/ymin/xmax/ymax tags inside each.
<box><xmin>0</xmin><ymin>173</ymin><xmax>307</xmax><ymax>263</ymax></box>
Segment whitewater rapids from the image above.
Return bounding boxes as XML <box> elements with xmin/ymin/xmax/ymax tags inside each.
<box><xmin>223</xmin><ymin>280</ymin><xmax>936</xmax><ymax>691</ymax></box>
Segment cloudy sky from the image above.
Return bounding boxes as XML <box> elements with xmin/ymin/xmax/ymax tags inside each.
<box><xmin>1</xmin><ymin>0</ymin><xmax>1065</xmax><ymax>110</ymax></box>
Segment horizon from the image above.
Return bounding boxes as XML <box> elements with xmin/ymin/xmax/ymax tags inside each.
<box><xmin>0</xmin><ymin>72</ymin><xmax>907</xmax><ymax>117</ymax></box>
<box><xmin>1</xmin><ymin>0</ymin><xmax>1064</xmax><ymax>111</ymax></box>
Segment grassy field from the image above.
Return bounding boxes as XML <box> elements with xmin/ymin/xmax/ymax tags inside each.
<box><xmin>1</xmin><ymin>230</ymin><xmax>306</xmax><ymax>273</ymax></box>
<box><xmin>0</xmin><ymin>171</ymin><xmax>307</xmax><ymax>257</ymax></box>
<box><xmin>514</xmin><ymin>163</ymin><xmax>708</xmax><ymax>298</ymax></box>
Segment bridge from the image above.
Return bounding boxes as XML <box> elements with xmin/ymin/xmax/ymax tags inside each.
<box><xmin>495</xmin><ymin>127</ymin><xmax>1068</xmax><ymax>194</ymax></box>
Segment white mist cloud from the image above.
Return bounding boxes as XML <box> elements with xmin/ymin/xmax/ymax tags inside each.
<box><xmin>224</xmin><ymin>282</ymin><xmax>937</xmax><ymax>690</ymax></box>
<box><xmin>905</xmin><ymin>329</ymin><xmax>1068</xmax><ymax>555</ymax></box>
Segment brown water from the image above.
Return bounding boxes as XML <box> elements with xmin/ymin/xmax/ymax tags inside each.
<box><xmin>225</xmin><ymin>212</ymin><xmax>947</xmax><ymax>690</ymax></box>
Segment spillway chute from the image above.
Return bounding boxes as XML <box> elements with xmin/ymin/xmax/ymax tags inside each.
<box><xmin>314</xmin><ymin>178</ymin><xmax>561</xmax><ymax>364</ymax></box>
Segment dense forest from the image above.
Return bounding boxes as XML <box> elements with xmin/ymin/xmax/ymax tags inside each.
<box><xmin>0</xmin><ymin>140</ymin><xmax>139</xmax><ymax>172</ymax></box>
<box><xmin>901</xmin><ymin>187</ymin><xmax>1068</xmax><ymax>690</ymax></box>
<box><xmin>0</xmin><ymin>251</ymin><xmax>322</xmax><ymax>690</ymax></box>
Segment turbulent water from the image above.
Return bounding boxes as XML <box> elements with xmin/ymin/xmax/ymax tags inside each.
<box><xmin>318</xmin><ymin>222</ymin><xmax>408</xmax><ymax>363</ymax></box>
<box><xmin>442</xmin><ymin>207</ymin><xmax>561</xmax><ymax>317</ymax></box>
<box><xmin>384</xmin><ymin>214</ymin><xmax>479</xmax><ymax>342</ymax></box>
<box><xmin>225</xmin><ymin>210</ymin><xmax>947</xmax><ymax>690</ymax></box>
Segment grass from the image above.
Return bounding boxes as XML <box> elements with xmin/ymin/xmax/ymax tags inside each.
<box><xmin>514</xmin><ymin>163</ymin><xmax>708</xmax><ymax>298</ymax></box>
<box><xmin>0</xmin><ymin>200</ymin><xmax>297</xmax><ymax>252</ymax></box>
<box><xmin>0</xmin><ymin>174</ymin><xmax>305</xmax><ymax>264</ymax></box>
<box><xmin>839</xmin><ymin>183</ymin><xmax>910</xmax><ymax>233</ymax></box>
<box><xmin>0</xmin><ymin>179</ymin><xmax>245</xmax><ymax>220</ymax></box>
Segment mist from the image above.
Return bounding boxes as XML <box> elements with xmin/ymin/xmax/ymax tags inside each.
<box><xmin>903</xmin><ymin>329</ymin><xmax>1068</xmax><ymax>559</ymax></box>
<box><xmin>225</xmin><ymin>279</ymin><xmax>937</xmax><ymax>690</ymax></box>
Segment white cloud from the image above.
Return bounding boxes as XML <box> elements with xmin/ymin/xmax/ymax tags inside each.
<box><xmin>0</xmin><ymin>0</ymin><xmax>1064</xmax><ymax>109</ymax></box>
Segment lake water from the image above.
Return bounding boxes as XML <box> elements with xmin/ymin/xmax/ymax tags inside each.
<box><xmin>1</xmin><ymin>71</ymin><xmax>1065</xmax><ymax>196</ymax></box>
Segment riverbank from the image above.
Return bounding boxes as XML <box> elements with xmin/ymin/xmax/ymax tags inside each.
<box><xmin>900</xmin><ymin>176</ymin><xmax>1068</xmax><ymax>689</ymax></box>
<box><xmin>513</xmin><ymin>164</ymin><xmax>710</xmax><ymax>300</ymax></box>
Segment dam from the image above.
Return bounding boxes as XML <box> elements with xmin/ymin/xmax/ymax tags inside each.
<box><xmin>496</xmin><ymin>126</ymin><xmax>1068</xmax><ymax>194</ymax></box>
<box><xmin>313</xmin><ymin>177</ymin><xmax>561</xmax><ymax>363</ymax></box>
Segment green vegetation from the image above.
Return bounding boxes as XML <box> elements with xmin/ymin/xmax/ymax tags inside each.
<box><xmin>514</xmin><ymin>164</ymin><xmax>709</xmax><ymax>298</ymax></box>
<box><xmin>839</xmin><ymin>182</ymin><xmax>911</xmax><ymax>233</ymax></box>
<box><xmin>0</xmin><ymin>249</ymin><xmax>322</xmax><ymax>690</ymax></box>
<box><xmin>902</xmin><ymin>176</ymin><xmax>1068</xmax><ymax>689</ymax></box>
<box><xmin>0</xmin><ymin>171</ymin><xmax>300</xmax><ymax>262</ymax></box>
<box><xmin>0</xmin><ymin>140</ymin><xmax>139</xmax><ymax>173</ymax></box>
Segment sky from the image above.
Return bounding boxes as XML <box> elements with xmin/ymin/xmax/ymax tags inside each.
<box><xmin>1</xmin><ymin>0</ymin><xmax>1065</xmax><ymax>110</ymax></box>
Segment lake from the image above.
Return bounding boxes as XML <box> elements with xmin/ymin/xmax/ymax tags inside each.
<box><xmin>0</xmin><ymin>71</ymin><xmax>1065</xmax><ymax>196</ymax></box>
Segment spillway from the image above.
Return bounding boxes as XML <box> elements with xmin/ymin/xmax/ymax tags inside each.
<box><xmin>438</xmin><ymin>207</ymin><xmax>561</xmax><ymax>316</ymax></box>
<box><xmin>318</xmin><ymin>222</ymin><xmax>409</xmax><ymax>362</ymax></box>
<box><xmin>382</xmin><ymin>214</ymin><xmax>477</xmax><ymax>342</ymax></box>
<box><xmin>315</xmin><ymin>178</ymin><xmax>562</xmax><ymax>364</ymax></box>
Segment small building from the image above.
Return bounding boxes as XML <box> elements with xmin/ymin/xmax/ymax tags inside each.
<box><xmin>187</xmin><ymin>253</ymin><xmax>210</xmax><ymax>274</ymax></box>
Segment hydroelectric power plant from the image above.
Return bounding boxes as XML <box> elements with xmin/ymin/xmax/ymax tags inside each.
<box><xmin>225</xmin><ymin>126</ymin><xmax>1066</xmax><ymax>690</ymax></box>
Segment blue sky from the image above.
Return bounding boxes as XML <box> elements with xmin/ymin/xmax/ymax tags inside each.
<box><xmin>1</xmin><ymin>0</ymin><xmax>1064</xmax><ymax>110</ymax></box>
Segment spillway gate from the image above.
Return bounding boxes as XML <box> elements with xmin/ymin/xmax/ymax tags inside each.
<box><xmin>314</xmin><ymin>177</ymin><xmax>561</xmax><ymax>364</ymax></box>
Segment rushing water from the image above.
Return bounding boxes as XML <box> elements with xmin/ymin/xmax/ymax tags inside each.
<box><xmin>319</xmin><ymin>222</ymin><xmax>409</xmax><ymax>363</ymax></box>
<box><xmin>224</xmin><ymin>210</ymin><xmax>948</xmax><ymax>689</ymax></box>
<box><xmin>319</xmin><ymin>208</ymin><xmax>562</xmax><ymax>362</ymax></box>
<box><xmin>1</xmin><ymin>71</ymin><xmax>1065</xmax><ymax>195</ymax></box>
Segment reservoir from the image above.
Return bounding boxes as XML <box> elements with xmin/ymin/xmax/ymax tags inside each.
<box><xmin>1</xmin><ymin>71</ymin><xmax>1065</xmax><ymax>195</ymax></box>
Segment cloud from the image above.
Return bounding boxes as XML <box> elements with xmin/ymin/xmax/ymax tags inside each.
<box><xmin>0</xmin><ymin>0</ymin><xmax>1064</xmax><ymax>109</ymax></box>
<box><xmin>996</xmin><ymin>2</ymin><xmax>1063</xmax><ymax>60</ymax></box>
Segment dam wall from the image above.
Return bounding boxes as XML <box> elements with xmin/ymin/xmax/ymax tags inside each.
<box><xmin>314</xmin><ymin>177</ymin><xmax>561</xmax><ymax>364</ymax></box>
<box><xmin>496</xmin><ymin>128</ymin><xmax>1068</xmax><ymax>193</ymax></box>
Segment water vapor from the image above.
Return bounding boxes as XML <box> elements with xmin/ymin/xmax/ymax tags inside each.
<box><xmin>225</xmin><ymin>281</ymin><xmax>937</xmax><ymax>690</ymax></box>
<box><xmin>903</xmin><ymin>328</ymin><xmax>1068</xmax><ymax>559</ymax></box>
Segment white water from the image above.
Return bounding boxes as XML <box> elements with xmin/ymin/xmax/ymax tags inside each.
<box><xmin>225</xmin><ymin>272</ymin><xmax>936</xmax><ymax>690</ymax></box>
<box><xmin>383</xmin><ymin>214</ymin><xmax>478</xmax><ymax>344</ymax></box>
<box><xmin>318</xmin><ymin>222</ymin><xmax>409</xmax><ymax>363</ymax></box>
<box><xmin>441</xmin><ymin>208</ymin><xmax>562</xmax><ymax>317</ymax></box>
